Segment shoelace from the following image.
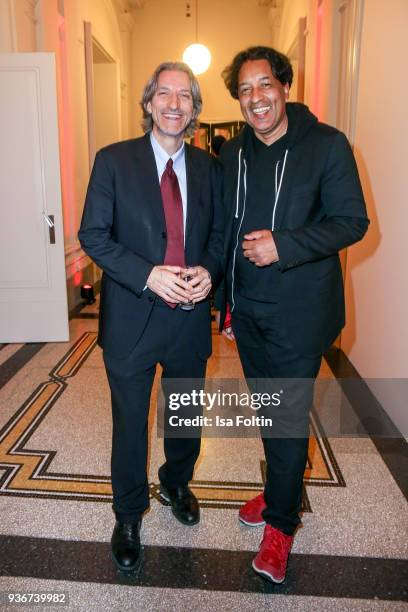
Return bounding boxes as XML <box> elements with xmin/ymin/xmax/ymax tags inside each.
<box><xmin>261</xmin><ymin>529</ymin><xmax>291</xmax><ymax>564</ymax></box>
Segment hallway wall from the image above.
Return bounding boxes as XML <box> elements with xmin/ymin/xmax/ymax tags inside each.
<box><xmin>0</xmin><ymin>0</ymin><xmax>37</xmax><ymax>52</ymax></box>
<box><xmin>341</xmin><ymin>0</ymin><xmax>408</xmax><ymax>435</ymax></box>
<box><xmin>275</xmin><ymin>0</ymin><xmax>408</xmax><ymax>435</ymax></box>
<box><xmin>0</xmin><ymin>0</ymin><xmax>134</xmax><ymax>308</ymax></box>
<box><xmin>278</xmin><ymin>0</ymin><xmax>340</xmax><ymax>126</ymax></box>
<box><xmin>130</xmin><ymin>0</ymin><xmax>273</xmax><ymax>135</ymax></box>
<box><xmin>55</xmin><ymin>0</ymin><xmax>127</xmax><ymax>248</ymax></box>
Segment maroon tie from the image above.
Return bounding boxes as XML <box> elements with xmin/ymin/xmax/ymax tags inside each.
<box><xmin>160</xmin><ymin>158</ymin><xmax>185</xmax><ymax>307</ymax></box>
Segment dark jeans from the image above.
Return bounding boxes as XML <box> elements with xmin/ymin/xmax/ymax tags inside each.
<box><xmin>104</xmin><ymin>301</ymin><xmax>206</xmax><ymax>523</ymax></box>
<box><xmin>232</xmin><ymin>294</ymin><xmax>322</xmax><ymax>535</ymax></box>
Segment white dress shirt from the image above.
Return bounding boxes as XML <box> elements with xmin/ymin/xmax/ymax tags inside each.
<box><xmin>150</xmin><ymin>132</ymin><xmax>187</xmax><ymax>236</ymax></box>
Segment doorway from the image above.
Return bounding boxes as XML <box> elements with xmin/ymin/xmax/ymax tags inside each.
<box><xmin>84</xmin><ymin>22</ymin><xmax>120</xmax><ymax>170</ymax></box>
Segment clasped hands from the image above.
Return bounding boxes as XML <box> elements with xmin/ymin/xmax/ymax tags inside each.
<box><xmin>242</xmin><ymin>229</ymin><xmax>279</xmax><ymax>266</ymax></box>
<box><xmin>146</xmin><ymin>265</ymin><xmax>211</xmax><ymax>305</ymax></box>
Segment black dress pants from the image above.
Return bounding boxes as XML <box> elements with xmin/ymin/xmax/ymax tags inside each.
<box><xmin>103</xmin><ymin>301</ymin><xmax>206</xmax><ymax>523</ymax></box>
<box><xmin>231</xmin><ymin>294</ymin><xmax>322</xmax><ymax>535</ymax></box>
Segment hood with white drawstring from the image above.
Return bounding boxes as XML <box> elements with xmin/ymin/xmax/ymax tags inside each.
<box><xmin>232</xmin><ymin>104</ymin><xmax>319</xmax><ymax>222</ymax></box>
<box><xmin>225</xmin><ymin>103</ymin><xmax>318</xmax><ymax>311</ymax></box>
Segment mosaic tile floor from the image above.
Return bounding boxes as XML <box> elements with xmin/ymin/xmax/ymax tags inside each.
<box><xmin>0</xmin><ymin>300</ymin><xmax>406</xmax><ymax>611</ymax></box>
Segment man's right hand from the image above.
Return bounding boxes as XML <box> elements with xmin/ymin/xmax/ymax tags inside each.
<box><xmin>146</xmin><ymin>266</ymin><xmax>193</xmax><ymax>304</ymax></box>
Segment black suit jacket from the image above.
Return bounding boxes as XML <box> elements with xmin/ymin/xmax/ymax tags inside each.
<box><xmin>220</xmin><ymin>104</ymin><xmax>369</xmax><ymax>357</ymax></box>
<box><xmin>79</xmin><ymin>134</ymin><xmax>223</xmax><ymax>359</ymax></box>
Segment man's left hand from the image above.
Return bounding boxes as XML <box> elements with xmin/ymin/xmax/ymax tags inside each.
<box><xmin>242</xmin><ymin>230</ymin><xmax>279</xmax><ymax>266</ymax></box>
<box><xmin>184</xmin><ymin>266</ymin><xmax>212</xmax><ymax>303</ymax></box>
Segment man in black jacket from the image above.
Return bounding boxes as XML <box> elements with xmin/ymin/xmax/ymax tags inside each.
<box><xmin>79</xmin><ymin>62</ymin><xmax>222</xmax><ymax>573</ymax></box>
<box><xmin>220</xmin><ymin>46</ymin><xmax>368</xmax><ymax>583</ymax></box>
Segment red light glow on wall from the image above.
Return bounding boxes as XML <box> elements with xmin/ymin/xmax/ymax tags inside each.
<box><xmin>312</xmin><ymin>1</ymin><xmax>324</xmax><ymax>119</ymax></box>
<box><xmin>73</xmin><ymin>270</ymin><xmax>82</xmax><ymax>287</ymax></box>
<box><xmin>57</xmin><ymin>14</ymin><xmax>77</xmax><ymax>245</ymax></box>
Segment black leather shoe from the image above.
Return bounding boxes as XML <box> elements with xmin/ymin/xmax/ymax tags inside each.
<box><xmin>111</xmin><ymin>520</ymin><xmax>142</xmax><ymax>573</ymax></box>
<box><xmin>160</xmin><ymin>484</ymin><xmax>200</xmax><ymax>525</ymax></box>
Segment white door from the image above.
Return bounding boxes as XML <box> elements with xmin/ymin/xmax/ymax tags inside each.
<box><xmin>0</xmin><ymin>53</ymin><xmax>69</xmax><ymax>343</ymax></box>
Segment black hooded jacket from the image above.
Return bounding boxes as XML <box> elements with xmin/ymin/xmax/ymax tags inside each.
<box><xmin>220</xmin><ymin>103</ymin><xmax>369</xmax><ymax>356</ymax></box>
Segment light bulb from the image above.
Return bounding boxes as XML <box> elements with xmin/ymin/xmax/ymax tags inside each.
<box><xmin>183</xmin><ymin>43</ymin><xmax>211</xmax><ymax>75</ymax></box>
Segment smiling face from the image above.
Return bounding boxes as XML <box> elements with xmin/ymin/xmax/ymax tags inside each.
<box><xmin>237</xmin><ymin>59</ymin><xmax>289</xmax><ymax>145</ymax></box>
<box><xmin>147</xmin><ymin>69</ymin><xmax>194</xmax><ymax>150</ymax></box>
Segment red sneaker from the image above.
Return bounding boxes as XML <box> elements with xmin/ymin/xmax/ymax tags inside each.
<box><xmin>238</xmin><ymin>493</ymin><xmax>266</xmax><ymax>526</ymax></box>
<box><xmin>252</xmin><ymin>525</ymin><xmax>294</xmax><ymax>584</ymax></box>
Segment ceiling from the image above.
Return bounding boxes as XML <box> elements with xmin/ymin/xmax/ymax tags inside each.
<box><xmin>112</xmin><ymin>0</ymin><xmax>284</xmax><ymax>31</ymax></box>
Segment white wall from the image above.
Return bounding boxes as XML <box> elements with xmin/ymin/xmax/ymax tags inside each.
<box><xmin>275</xmin><ymin>0</ymin><xmax>343</xmax><ymax>125</ymax></box>
<box><xmin>35</xmin><ymin>0</ymin><xmax>133</xmax><ymax>297</ymax></box>
<box><xmin>94</xmin><ymin>62</ymin><xmax>120</xmax><ymax>151</ymax></box>
<box><xmin>130</xmin><ymin>0</ymin><xmax>273</xmax><ymax>135</ymax></box>
<box><xmin>1</xmin><ymin>0</ymin><xmax>133</xmax><ymax>303</ymax></box>
<box><xmin>0</xmin><ymin>0</ymin><xmax>37</xmax><ymax>52</ymax></box>
<box><xmin>272</xmin><ymin>0</ymin><xmax>408</xmax><ymax>434</ymax></box>
<box><xmin>277</xmin><ymin>0</ymin><xmax>309</xmax><ymax>53</ymax></box>
<box><xmin>64</xmin><ymin>0</ymin><xmax>125</xmax><ymax>240</ymax></box>
<box><xmin>342</xmin><ymin>0</ymin><xmax>408</xmax><ymax>434</ymax></box>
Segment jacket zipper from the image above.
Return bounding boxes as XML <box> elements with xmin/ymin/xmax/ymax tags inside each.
<box><xmin>231</xmin><ymin>152</ymin><xmax>247</xmax><ymax>312</ymax></box>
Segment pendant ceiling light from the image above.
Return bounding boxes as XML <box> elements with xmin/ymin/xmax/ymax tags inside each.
<box><xmin>182</xmin><ymin>0</ymin><xmax>211</xmax><ymax>75</ymax></box>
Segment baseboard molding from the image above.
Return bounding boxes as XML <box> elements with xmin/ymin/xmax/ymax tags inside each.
<box><xmin>324</xmin><ymin>346</ymin><xmax>408</xmax><ymax>500</ymax></box>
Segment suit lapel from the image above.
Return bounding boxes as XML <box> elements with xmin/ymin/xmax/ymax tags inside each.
<box><xmin>132</xmin><ymin>133</ymin><xmax>166</xmax><ymax>229</ymax></box>
<box><xmin>185</xmin><ymin>144</ymin><xmax>201</xmax><ymax>244</ymax></box>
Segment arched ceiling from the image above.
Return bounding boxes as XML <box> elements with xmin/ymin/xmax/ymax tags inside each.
<box><xmin>112</xmin><ymin>0</ymin><xmax>284</xmax><ymax>33</ymax></box>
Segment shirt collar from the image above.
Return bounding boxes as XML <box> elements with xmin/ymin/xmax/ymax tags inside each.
<box><xmin>150</xmin><ymin>131</ymin><xmax>185</xmax><ymax>173</ymax></box>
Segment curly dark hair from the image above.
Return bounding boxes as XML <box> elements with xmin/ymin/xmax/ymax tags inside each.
<box><xmin>222</xmin><ymin>46</ymin><xmax>293</xmax><ymax>99</ymax></box>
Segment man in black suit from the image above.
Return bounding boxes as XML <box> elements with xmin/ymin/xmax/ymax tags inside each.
<box><xmin>220</xmin><ymin>47</ymin><xmax>369</xmax><ymax>583</ymax></box>
<box><xmin>79</xmin><ymin>62</ymin><xmax>222</xmax><ymax>573</ymax></box>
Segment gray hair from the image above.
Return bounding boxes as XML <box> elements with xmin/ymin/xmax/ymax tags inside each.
<box><xmin>140</xmin><ymin>61</ymin><xmax>202</xmax><ymax>137</ymax></box>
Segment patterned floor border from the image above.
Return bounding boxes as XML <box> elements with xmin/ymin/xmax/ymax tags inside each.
<box><xmin>0</xmin><ymin>332</ymin><xmax>345</xmax><ymax>510</ymax></box>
